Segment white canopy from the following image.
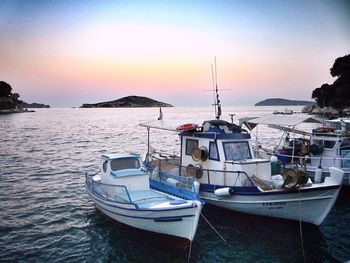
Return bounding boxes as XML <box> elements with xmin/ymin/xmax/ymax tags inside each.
<box><xmin>242</xmin><ymin>115</ymin><xmax>321</xmax><ymax>128</ymax></box>
<box><xmin>240</xmin><ymin>115</ymin><xmax>322</xmax><ymax>136</ymax></box>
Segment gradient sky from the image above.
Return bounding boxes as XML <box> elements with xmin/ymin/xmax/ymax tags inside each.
<box><xmin>0</xmin><ymin>0</ymin><xmax>349</xmax><ymax>107</ymax></box>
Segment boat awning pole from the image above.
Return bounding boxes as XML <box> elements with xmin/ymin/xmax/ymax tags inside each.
<box><xmin>147</xmin><ymin>126</ymin><xmax>150</xmax><ymax>159</ymax></box>
<box><xmin>291</xmin><ymin>126</ymin><xmax>296</xmax><ymax>163</ymax></box>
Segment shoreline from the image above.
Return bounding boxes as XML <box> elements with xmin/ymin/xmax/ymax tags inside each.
<box><xmin>0</xmin><ymin>108</ymin><xmax>35</xmax><ymax>114</ymax></box>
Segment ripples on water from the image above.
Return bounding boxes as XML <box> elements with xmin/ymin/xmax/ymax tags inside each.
<box><xmin>0</xmin><ymin>107</ymin><xmax>349</xmax><ymax>262</ymax></box>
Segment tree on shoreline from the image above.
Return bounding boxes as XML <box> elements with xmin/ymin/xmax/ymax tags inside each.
<box><xmin>0</xmin><ymin>81</ymin><xmax>22</xmax><ymax>109</ymax></box>
<box><xmin>312</xmin><ymin>54</ymin><xmax>350</xmax><ymax>111</ymax></box>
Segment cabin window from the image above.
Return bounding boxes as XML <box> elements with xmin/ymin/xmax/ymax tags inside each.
<box><xmin>341</xmin><ymin>150</ymin><xmax>350</xmax><ymax>168</ymax></box>
<box><xmin>340</xmin><ymin>138</ymin><xmax>350</xmax><ymax>149</ymax></box>
<box><xmin>186</xmin><ymin>139</ymin><xmax>198</xmax><ymax>156</ymax></box>
<box><xmin>209</xmin><ymin>141</ymin><xmax>219</xmax><ymax>161</ymax></box>
<box><xmin>103</xmin><ymin>161</ymin><xmax>108</xmax><ymax>173</ymax></box>
<box><xmin>223</xmin><ymin>141</ymin><xmax>251</xmax><ymax>161</ymax></box>
<box><xmin>313</xmin><ymin>139</ymin><xmax>336</xmax><ymax>149</ymax></box>
<box><xmin>324</xmin><ymin>140</ymin><xmax>336</xmax><ymax>149</ymax></box>
<box><xmin>110</xmin><ymin>158</ymin><xmax>140</xmax><ymax>171</ymax></box>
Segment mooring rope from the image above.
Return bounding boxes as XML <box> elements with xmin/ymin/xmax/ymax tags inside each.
<box><xmin>187</xmin><ymin>239</ymin><xmax>192</xmax><ymax>263</ymax></box>
<box><xmin>200</xmin><ymin>212</ymin><xmax>232</xmax><ymax>246</ymax></box>
<box><xmin>298</xmin><ymin>188</ymin><xmax>306</xmax><ymax>263</ymax></box>
<box><xmin>187</xmin><ymin>210</ymin><xmax>195</xmax><ymax>263</ymax></box>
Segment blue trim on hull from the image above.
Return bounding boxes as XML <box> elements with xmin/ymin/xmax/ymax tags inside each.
<box><xmin>94</xmin><ymin>203</ymin><xmax>195</xmax><ymax>220</ymax></box>
<box><xmin>154</xmin><ymin>217</ymin><xmax>183</xmax><ymax>222</ymax></box>
<box><xmin>150</xmin><ymin>179</ymin><xmax>202</xmax><ymax>202</ymax></box>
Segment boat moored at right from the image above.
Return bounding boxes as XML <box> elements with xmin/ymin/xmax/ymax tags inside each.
<box><xmin>244</xmin><ymin>116</ymin><xmax>350</xmax><ymax>186</ymax></box>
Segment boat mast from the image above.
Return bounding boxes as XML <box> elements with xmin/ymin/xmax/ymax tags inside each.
<box><xmin>212</xmin><ymin>58</ymin><xmax>221</xmax><ymax>120</ymax></box>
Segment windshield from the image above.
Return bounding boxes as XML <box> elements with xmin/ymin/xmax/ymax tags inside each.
<box><xmin>223</xmin><ymin>141</ymin><xmax>251</xmax><ymax>161</ymax></box>
<box><xmin>312</xmin><ymin>139</ymin><xmax>336</xmax><ymax>150</ymax></box>
<box><xmin>110</xmin><ymin>157</ymin><xmax>140</xmax><ymax>171</ymax></box>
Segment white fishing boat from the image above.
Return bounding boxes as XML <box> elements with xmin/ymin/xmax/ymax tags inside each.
<box><xmin>243</xmin><ymin>116</ymin><xmax>350</xmax><ymax>186</ymax></box>
<box><xmin>141</xmin><ymin>86</ymin><xmax>344</xmax><ymax>225</ymax></box>
<box><xmin>85</xmin><ymin>153</ymin><xmax>203</xmax><ymax>242</ymax></box>
<box><xmin>273</xmin><ymin>108</ymin><xmax>294</xmax><ymax>115</ymax></box>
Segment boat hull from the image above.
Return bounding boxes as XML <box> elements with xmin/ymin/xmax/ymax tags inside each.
<box><xmin>87</xmin><ymin>188</ymin><xmax>202</xmax><ymax>241</ymax></box>
<box><xmin>200</xmin><ymin>185</ymin><xmax>341</xmax><ymax>225</ymax></box>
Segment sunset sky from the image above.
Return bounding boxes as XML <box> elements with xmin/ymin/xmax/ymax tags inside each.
<box><xmin>1</xmin><ymin>0</ymin><xmax>349</xmax><ymax>107</ymax></box>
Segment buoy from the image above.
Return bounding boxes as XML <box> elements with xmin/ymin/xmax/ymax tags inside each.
<box><xmin>193</xmin><ymin>181</ymin><xmax>200</xmax><ymax>193</ymax></box>
<box><xmin>151</xmin><ymin>167</ymin><xmax>159</xmax><ymax>180</ymax></box>
<box><xmin>271</xmin><ymin>155</ymin><xmax>278</xmax><ymax>162</ymax></box>
<box><xmin>166</xmin><ymin>178</ymin><xmax>179</xmax><ymax>186</ymax></box>
<box><xmin>214</xmin><ymin>187</ymin><xmax>234</xmax><ymax>196</ymax></box>
<box><xmin>176</xmin><ymin>123</ymin><xmax>198</xmax><ymax>131</ymax></box>
<box><xmin>314</xmin><ymin>158</ymin><xmax>323</xmax><ymax>183</ymax></box>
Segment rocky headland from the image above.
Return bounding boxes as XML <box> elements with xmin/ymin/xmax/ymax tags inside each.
<box><xmin>302</xmin><ymin>103</ymin><xmax>350</xmax><ymax>118</ymax></box>
<box><xmin>0</xmin><ymin>81</ymin><xmax>50</xmax><ymax>113</ymax></box>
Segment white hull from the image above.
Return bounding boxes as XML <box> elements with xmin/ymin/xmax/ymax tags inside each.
<box><xmin>87</xmin><ymin>189</ymin><xmax>202</xmax><ymax>241</ymax></box>
<box><xmin>200</xmin><ymin>184</ymin><xmax>341</xmax><ymax>225</ymax></box>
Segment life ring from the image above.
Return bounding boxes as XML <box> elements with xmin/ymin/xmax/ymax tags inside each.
<box><xmin>313</xmin><ymin>127</ymin><xmax>336</xmax><ymax>133</ymax></box>
<box><xmin>176</xmin><ymin>123</ymin><xmax>198</xmax><ymax>131</ymax></box>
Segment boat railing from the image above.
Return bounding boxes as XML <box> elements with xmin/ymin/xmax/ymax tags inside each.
<box><xmin>85</xmin><ymin>173</ymin><xmax>134</xmax><ymax>205</ymax></box>
<box><xmin>145</xmin><ymin>166</ymin><xmax>196</xmax><ymax>192</ymax></box>
<box><xmin>255</xmin><ymin>149</ymin><xmax>350</xmax><ymax>168</ymax></box>
<box><xmin>145</xmin><ymin>153</ymin><xmax>253</xmax><ymax>187</ymax></box>
<box><xmin>199</xmin><ymin>167</ymin><xmax>253</xmax><ymax>186</ymax></box>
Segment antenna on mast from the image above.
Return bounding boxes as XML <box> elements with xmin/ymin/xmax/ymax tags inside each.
<box><xmin>212</xmin><ymin>57</ymin><xmax>221</xmax><ymax>120</ymax></box>
<box><xmin>211</xmin><ymin>64</ymin><xmax>217</xmax><ymax>118</ymax></box>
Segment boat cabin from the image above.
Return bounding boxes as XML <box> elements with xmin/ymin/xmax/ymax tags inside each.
<box><xmin>100</xmin><ymin>153</ymin><xmax>150</xmax><ymax>193</ymax></box>
<box><xmin>179</xmin><ymin>120</ymin><xmax>272</xmax><ymax>186</ymax></box>
<box><xmin>310</xmin><ymin>124</ymin><xmax>350</xmax><ymax>169</ymax></box>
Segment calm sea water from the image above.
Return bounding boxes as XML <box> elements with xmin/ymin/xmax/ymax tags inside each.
<box><xmin>1</xmin><ymin>106</ymin><xmax>349</xmax><ymax>263</ymax></box>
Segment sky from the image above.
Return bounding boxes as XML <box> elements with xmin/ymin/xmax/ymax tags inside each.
<box><xmin>0</xmin><ymin>0</ymin><xmax>349</xmax><ymax>107</ymax></box>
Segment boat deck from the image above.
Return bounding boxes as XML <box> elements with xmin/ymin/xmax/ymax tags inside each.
<box><xmin>128</xmin><ymin>190</ymin><xmax>177</xmax><ymax>209</ymax></box>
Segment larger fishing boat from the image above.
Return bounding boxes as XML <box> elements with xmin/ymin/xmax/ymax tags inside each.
<box><xmin>141</xmin><ymin>71</ymin><xmax>344</xmax><ymax>225</ymax></box>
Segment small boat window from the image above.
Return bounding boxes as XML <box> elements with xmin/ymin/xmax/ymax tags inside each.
<box><xmin>223</xmin><ymin>141</ymin><xmax>251</xmax><ymax>161</ymax></box>
<box><xmin>110</xmin><ymin>157</ymin><xmax>140</xmax><ymax>171</ymax></box>
<box><xmin>186</xmin><ymin>139</ymin><xmax>198</xmax><ymax>156</ymax></box>
<box><xmin>209</xmin><ymin>141</ymin><xmax>219</xmax><ymax>161</ymax></box>
<box><xmin>103</xmin><ymin>161</ymin><xmax>108</xmax><ymax>173</ymax></box>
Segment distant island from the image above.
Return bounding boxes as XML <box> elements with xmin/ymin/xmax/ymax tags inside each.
<box><xmin>80</xmin><ymin>96</ymin><xmax>173</xmax><ymax>108</ymax></box>
<box><xmin>255</xmin><ymin>98</ymin><xmax>313</xmax><ymax>106</ymax></box>
<box><xmin>20</xmin><ymin>102</ymin><xmax>50</xmax><ymax>108</ymax></box>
